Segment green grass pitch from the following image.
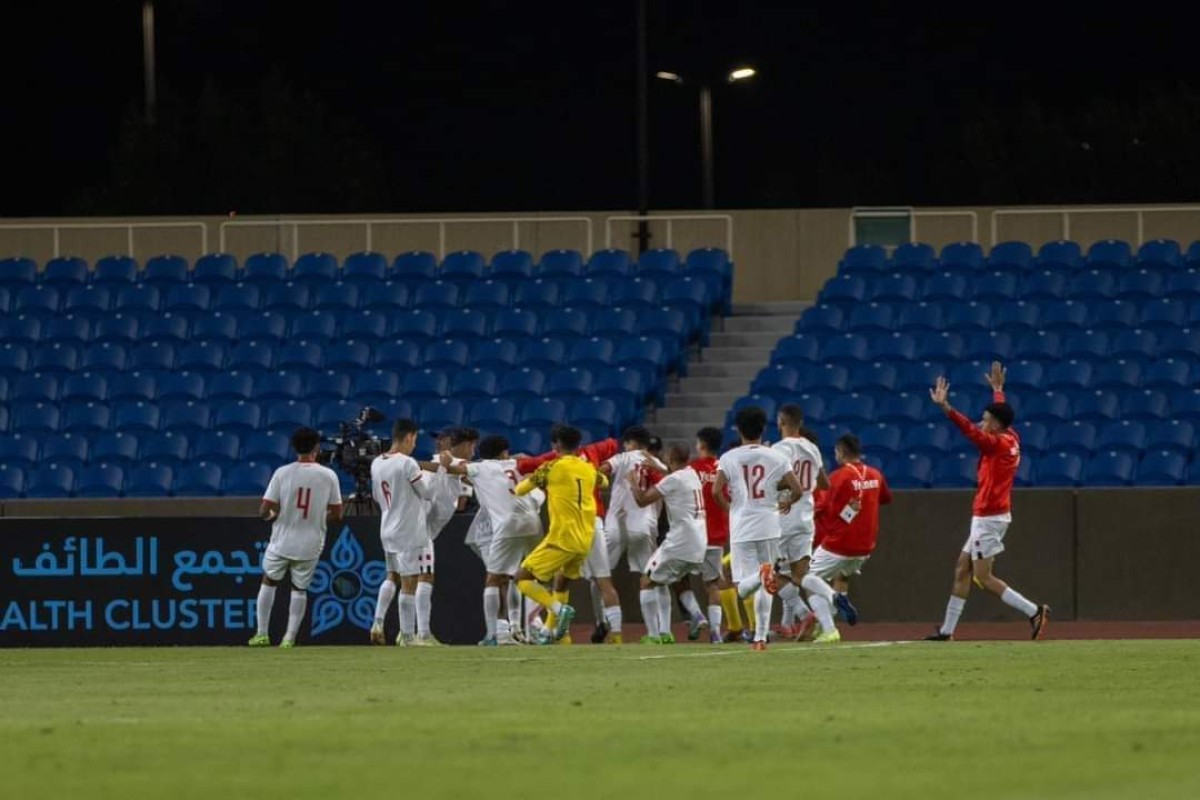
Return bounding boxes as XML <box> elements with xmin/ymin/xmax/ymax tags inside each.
<box><xmin>2</xmin><ymin>640</ymin><xmax>1198</xmax><ymax>799</ymax></box>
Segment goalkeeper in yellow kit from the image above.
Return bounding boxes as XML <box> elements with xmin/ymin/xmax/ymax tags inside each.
<box><xmin>514</xmin><ymin>424</ymin><xmax>608</xmax><ymax>643</ymax></box>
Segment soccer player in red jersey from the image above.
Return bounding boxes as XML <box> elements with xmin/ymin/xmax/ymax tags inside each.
<box><xmin>926</xmin><ymin>362</ymin><xmax>1050</xmax><ymax>641</ymax></box>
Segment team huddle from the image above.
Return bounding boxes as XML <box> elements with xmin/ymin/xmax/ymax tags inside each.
<box><xmin>248</xmin><ymin>361</ymin><xmax>1050</xmax><ymax>648</ymax></box>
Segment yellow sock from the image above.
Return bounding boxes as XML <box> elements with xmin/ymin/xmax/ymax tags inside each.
<box><xmin>518</xmin><ymin>579</ymin><xmax>556</xmax><ymax>614</ymax></box>
<box><xmin>742</xmin><ymin>596</ymin><xmax>756</xmax><ymax>632</ymax></box>
<box><xmin>720</xmin><ymin>588</ymin><xmax>742</xmax><ymax>633</ymax></box>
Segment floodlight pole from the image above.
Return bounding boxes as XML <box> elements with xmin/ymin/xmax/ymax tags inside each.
<box><xmin>699</xmin><ymin>83</ymin><xmax>714</xmax><ymax>210</ymax></box>
<box><xmin>634</xmin><ymin>0</ymin><xmax>652</xmax><ymax>253</ymax></box>
<box><xmin>142</xmin><ymin>1</ymin><xmax>157</xmax><ymax>125</ymax></box>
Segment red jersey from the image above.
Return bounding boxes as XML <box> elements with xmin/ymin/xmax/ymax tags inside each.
<box><xmin>688</xmin><ymin>456</ymin><xmax>729</xmax><ymax>547</ymax></box>
<box><xmin>948</xmin><ymin>391</ymin><xmax>1020</xmax><ymax>517</ymax></box>
<box><xmin>519</xmin><ymin>439</ymin><xmax>620</xmax><ymax>517</ymax></box>
<box><xmin>814</xmin><ymin>462</ymin><xmax>891</xmax><ymax>557</ymax></box>
<box><xmin>812</xmin><ymin>488</ymin><xmax>828</xmax><ymax>549</ymax></box>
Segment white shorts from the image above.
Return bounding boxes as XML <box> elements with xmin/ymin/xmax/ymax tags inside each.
<box><xmin>779</xmin><ymin>529</ymin><xmax>814</xmax><ymax>565</ymax></box>
<box><xmin>486</xmin><ymin>535</ymin><xmax>540</xmax><ymax>577</ymax></box>
<box><xmin>582</xmin><ymin>519</ymin><xmax>611</xmax><ymax>580</ymax></box>
<box><xmin>730</xmin><ymin>540</ymin><xmax>781</xmax><ymax>584</ymax></box>
<box><xmin>606</xmin><ymin>522</ymin><xmax>656</xmax><ymax>574</ymax></box>
<box><xmin>385</xmin><ymin>543</ymin><xmax>435</xmax><ymax>576</ymax></box>
<box><xmin>465</xmin><ymin>513</ymin><xmax>493</xmax><ymax>563</ymax></box>
<box><xmin>647</xmin><ymin>542</ymin><xmax>704</xmax><ymax>585</ymax></box>
<box><xmin>262</xmin><ymin>550</ymin><xmax>318</xmax><ymax>591</ymax></box>
<box><xmin>809</xmin><ymin>546</ymin><xmax>869</xmax><ymax>580</ymax></box>
<box><xmin>962</xmin><ymin>513</ymin><xmax>1011</xmax><ymax>561</ymax></box>
<box><xmin>698</xmin><ymin>546</ymin><xmax>725</xmax><ymax>582</ymax></box>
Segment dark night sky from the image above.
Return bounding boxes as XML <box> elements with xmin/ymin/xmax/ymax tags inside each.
<box><xmin>4</xmin><ymin>1</ymin><xmax>1199</xmax><ymax>217</ymax></box>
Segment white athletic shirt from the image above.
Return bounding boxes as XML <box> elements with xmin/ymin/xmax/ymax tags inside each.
<box><xmin>772</xmin><ymin>437</ymin><xmax>823</xmax><ymax>535</ymax></box>
<box><xmin>262</xmin><ymin>461</ymin><xmax>343</xmax><ymax>561</ymax></box>
<box><xmin>604</xmin><ymin>450</ymin><xmax>666</xmax><ymax>534</ymax></box>
<box><xmin>371</xmin><ymin>452</ymin><xmax>432</xmax><ymax>552</ymax></box>
<box><xmin>426</xmin><ymin>454</ymin><xmax>471</xmax><ymax>539</ymax></box>
<box><xmin>654</xmin><ymin>467</ymin><xmax>707</xmax><ymax>562</ymax></box>
<box><xmin>465</xmin><ymin>459</ymin><xmax>544</xmax><ymax>540</ymax></box>
<box><xmin>717</xmin><ymin>444</ymin><xmax>791</xmax><ymax>543</ymax></box>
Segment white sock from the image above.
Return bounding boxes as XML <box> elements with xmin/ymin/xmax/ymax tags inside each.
<box><xmin>255</xmin><ymin>585</ymin><xmax>276</xmax><ymax>637</ymax></box>
<box><xmin>657</xmin><ymin>585</ymin><xmax>672</xmax><ymax>637</ymax></box>
<box><xmin>527</xmin><ymin>602</ymin><xmax>544</xmax><ymax>631</ymax></box>
<box><xmin>800</xmin><ymin>573</ymin><xmax>836</xmax><ymax>632</ymax></box>
<box><xmin>604</xmin><ymin>605</ymin><xmax>622</xmax><ymax>635</ymax></box>
<box><xmin>679</xmin><ymin>589</ymin><xmax>704</xmax><ymax>621</ymax></box>
<box><xmin>483</xmin><ymin>586</ymin><xmax>501</xmax><ymax>639</ymax></box>
<box><xmin>506</xmin><ymin>582</ymin><xmax>522</xmax><ymax>630</ymax></box>
<box><xmin>590</xmin><ymin>582</ymin><xmax>605</xmax><ymax>622</ymax></box>
<box><xmin>800</xmin><ymin>572</ymin><xmax>835</xmax><ymax>603</ymax></box>
<box><xmin>284</xmin><ymin>590</ymin><xmax>306</xmax><ymax>643</ymax></box>
<box><xmin>707</xmin><ymin>604</ymin><xmax>723</xmax><ymax>635</ymax></box>
<box><xmin>398</xmin><ymin>592</ymin><xmax>416</xmax><ymax>637</ymax></box>
<box><xmin>1001</xmin><ymin>587</ymin><xmax>1038</xmax><ymax>618</ymax></box>
<box><xmin>373</xmin><ymin>579</ymin><xmax>396</xmax><ymax>626</ymax></box>
<box><xmin>639</xmin><ymin>589</ymin><xmax>661</xmax><ymax>638</ymax></box>
<box><xmin>415</xmin><ymin>582</ymin><xmax>433</xmax><ymax>637</ymax></box>
<box><xmin>737</xmin><ymin>574</ymin><xmax>762</xmax><ymax>599</ymax></box>
<box><xmin>779</xmin><ymin>582</ymin><xmax>800</xmax><ymax>626</ymax></box>
<box><xmin>753</xmin><ymin>588</ymin><xmax>773</xmax><ymax>642</ymax></box>
<box><xmin>940</xmin><ymin>595</ymin><xmax>966</xmax><ymax>635</ymax></box>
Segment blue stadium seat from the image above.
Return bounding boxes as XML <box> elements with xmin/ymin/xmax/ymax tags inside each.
<box><xmin>489</xmin><ymin>249</ymin><xmax>534</xmax><ymax>283</ymax></box>
<box><xmin>61</xmin><ymin>373</ymin><xmax>108</xmax><ymax>404</ymax></box>
<box><xmin>206</xmin><ymin>372</ymin><xmax>256</xmax><ymax>404</ymax></box>
<box><xmin>114</xmin><ymin>402</ymin><xmax>160</xmax><ymax>433</ymax></box>
<box><xmin>903</xmin><ymin>424</ymin><xmax>950</xmax><ymax>456</ymax></box>
<box><xmin>1159</xmin><ymin>329</ymin><xmax>1200</xmax><ymax>363</ymax></box>
<box><xmin>1073</xmin><ymin>390</ymin><xmax>1120</xmax><ymax>422</ymax></box>
<box><xmin>751</xmin><ymin>364</ymin><xmax>798</xmax><ymax>397</ymax></box>
<box><xmin>340</xmin><ymin>312</ymin><xmax>389</xmax><ymax>342</ymax></box>
<box><xmin>124</xmin><ymin>464</ymin><xmax>174</xmax><ymax>497</ymax></box>
<box><xmin>1022</xmin><ymin>391</ymin><xmax>1072</xmax><ymax>423</ymax></box>
<box><xmin>1136</xmin><ymin>451</ymin><xmax>1187</xmax><ymax>486</ymax></box>
<box><xmin>912</xmin><ymin>331</ymin><xmax>969</xmax><ymax>362</ymax></box>
<box><xmin>142</xmin><ymin>254</ymin><xmax>189</xmax><ymax>286</ymax></box>
<box><xmin>177</xmin><ymin>342</ymin><xmax>228</xmax><ymax>373</ymax></box>
<box><xmin>1165</xmin><ymin>270</ymin><xmax>1200</xmax><ymax>302</ymax></box>
<box><xmin>0</xmin><ymin>256</ymin><xmax>38</xmax><ymax>287</ymax></box>
<box><xmin>157</xmin><ymin>372</ymin><xmax>206</xmax><ymax>405</ymax></box>
<box><xmin>242</xmin><ymin>252</ymin><xmax>289</xmax><ymax>283</ymax></box>
<box><xmin>972</xmin><ymin>272</ymin><xmax>1021</xmax><ymax>303</ymax></box>
<box><xmin>304</xmin><ymin>371</ymin><xmax>350</xmax><ymax>404</ymax></box>
<box><xmin>1021</xmin><ymin>271</ymin><xmax>1068</xmax><ymax>302</ymax></box>
<box><xmin>636</xmin><ymin>309</ymin><xmax>688</xmax><ymax>347</ymax></box>
<box><xmin>214</xmin><ymin>401</ymin><xmax>262</xmax><ymax>433</ymax></box>
<box><xmin>519</xmin><ymin>398</ymin><xmax>568</xmax><ymax>428</ymax></box>
<box><xmin>664</xmin><ymin>274</ymin><xmax>714</xmax><ymax>322</ymax></box>
<box><xmin>63</xmin><ymin>285</ymin><xmax>112</xmax><ymax>320</ymax></box>
<box><xmin>495</xmin><ymin>367</ymin><xmax>544</xmax><ymax>402</ymax></box>
<box><xmin>571</xmin><ymin>397</ymin><xmax>619</xmax><ymax>430</ymax></box>
<box><xmin>772</xmin><ymin>335</ymin><xmax>820</xmax><ymax>366</ymax></box>
<box><xmin>727</xmin><ymin>395</ymin><xmax>779</xmax><ymax>428</ymax></box>
<box><xmin>791</xmin><ymin>313</ymin><xmax>843</xmax><ymax>346</ymax></box>
<box><xmin>355</xmin><ymin>282</ymin><xmax>407</xmax><ymax>314</ymax></box>
<box><xmin>1096</xmin><ymin>421</ymin><xmax>1147</xmax><ymax>455</ymax></box>
<box><xmin>440</xmin><ymin>251</ymin><xmax>486</xmax><ymax>284</ymax></box>
<box><xmin>78</xmin><ymin>342</ymin><xmax>128</xmax><ymax>373</ymax></box>
<box><xmin>323</xmin><ymin>341</ymin><xmax>372</xmax><ymax>371</ymax></box>
<box><xmin>544</xmin><ymin>367</ymin><xmax>594</xmax><ymax>402</ymax></box>
<box><xmin>819</xmin><ymin>275</ymin><xmax>867</xmax><ymax>307</ymax></box>
<box><xmin>1184</xmin><ymin>241</ymin><xmax>1200</xmax><ymax>269</ymax></box>
<box><xmin>505</xmin><ymin>428</ymin><xmax>544</xmax><ymax>455</ymax></box>
<box><xmin>595</xmin><ymin>366</ymin><xmax>645</xmax><ymax>409</ymax></box>
<box><xmin>939</xmin><ymin>242</ymin><xmax>984</xmax><ymax>273</ymax></box>
<box><xmin>141</xmin><ymin>315</ymin><xmax>190</xmax><ymax>345</ymax></box>
<box><xmin>470</xmin><ymin>398</ymin><xmax>517</xmax><ymax>429</ymax></box>
<box><xmin>91</xmin><ymin>432</ymin><xmax>141</xmax><ymax>466</ymax></box>
<box><xmin>487</xmin><ymin>308</ymin><xmax>538</xmax><ymax>343</ymax></box>
<box><xmin>289</xmin><ymin>313</ymin><xmax>337</xmax><ymax>344</ymax></box>
<box><xmin>0</xmin><ymin>465</ymin><xmax>23</xmax><ymax>499</ymax></box>
<box><xmin>826</xmin><ymin>394</ymin><xmax>875</xmax><ymax>425</ymax></box>
<box><xmin>221</xmin><ymin>462</ymin><xmax>274</xmax><ymax>496</ymax></box>
<box><xmin>471</xmin><ymin>339</ymin><xmax>518</xmax><ymax>371</ymax></box>
<box><xmin>1059</xmin><ymin>330</ymin><xmax>1108</xmax><ymax>363</ymax></box>
<box><xmin>290</xmin><ymin>252</ymin><xmax>338</xmax><ymax>285</ymax></box>
<box><xmin>1118</xmin><ymin>269</ymin><xmax>1164</xmax><ymax>302</ymax></box>
<box><xmin>173</xmin><ymin>463</ymin><xmax>224</xmax><ymax>497</ymax></box>
<box><xmin>1091</xmin><ymin>360</ymin><xmax>1140</xmax><ymax>391</ymax></box>
<box><xmin>42</xmin><ymin>256</ymin><xmax>89</xmax><ymax>286</ymax></box>
<box><xmin>253</xmin><ymin>371</ymin><xmax>303</xmax><ymax>402</ymax></box>
<box><xmin>896</xmin><ymin>363</ymin><xmax>942</xmax><ymax>394</ymax></box>
<box><xmin>848</xmin><ymin>363</ymin><xmax>898</xmax><ymax>393</ymax></box>
<box><xmin>869</xmin><ymin>275</ymin><xmax>918</xmax><ymax>303</ymax></box>
<box><xmin>892</xmin><ymin>302</ymin><xmax>942</xmax><ymax>333</ymax></box>
<box><xmin>1138</xmin><ymin>299</ymin><xmax>1186</xmax><ymax>331</ymax></box>
<box><xmin>0</xmin><ymin>343</ymin><xmax>30</xmax><ymax>376</ymax></box>
<box><xmin>512</xmin><ymin>279</ymin><xmax>560</xmax><ymax>311</ymax></box>
<box><xmin>1036</xmin><ymin>452</ymin><xmax>1083</xmax><ymax>486</ymax></box>
<box><xmin>109</xmin><ymin>372</ymin><xmax>157</xmax><ymax>403</ymax></box>
<box><xmin>341</xmin><ymin>251</ymin><xmax>388</xmax><ymax>284</ymax></box>
<box><xmin>588</xmin><ymin>308</ymin><xmax>636</xmax><ymax>339</ymax></box>
<box><xmin>931</xmin><ymin>452</ymin><xmax>980</xmax><ymax>488</ymax></box>
<box><xmin>946</xmin><ymin>301</ymin><xmax>993</xmax><ymax>331</ymax></box>
<box><xmin>33</xmin><ymin>343</ymin><xmax>80</xmax><ymax>374</ymax></box>
<box><xmin>846</xmin><ymin>303</ymin><xmax>895</xmax><ymax>332</ymax></box>
<box><xmin>193</xmin><ymin>431</ymin><xmax>241</xmax><ymax>466</ymax></box>
<box><xmin>91</xmin><ymin>314</ymin><xmax>138</xmax><ymax>345</ymax></box>
<box><xmin>871</xmin><ymin>332</ymin><xmax>918</xmax><ymax>362</ymax></box>
<box><xmin>559</xmin><ymin>278</ymin><xmax>610</xmax><ymax>312</ymax></box>
<box><xmin>382</xmin><ymin>310</ymin><xmax>435</xmax><ymax>344</ymax></box>
<box><xmin>351</xmin><ymin>370</ymin><xmax>400</xmax><ymax>406</ymax></box>
<box><xmin>1086</xmin><ymin>239</ymin><xmax>1132</xmax><ymax>274</ymax></box>
<box><xmin>887</xmin><ymin>454</ymin><xmax>932</xmax><ymax>488</ymax></box>
<box><xmin>25</xmin><ymin>465</ymin><xmax>75</xmax><ymax>498</ymax></box>
<box><xmin>539</xmin><ymin>309</ymin><xmax>590</xmax><ymax>342</ymax></box>
<box><xmin>1034</xmin><ymin>241</ymin><xmax>1082</xmax><ymax>272</ymax></box>
<box><xmin>0</xmin><ymin>315</ymin><xmax>41</xmax><ymax>345</ymax></box>
<box><xmin>1067</xmin><ymin>270</ymin><xmax>1116</xmax><ymax>301</ymax></box>
<box><xmin>1084</xmin><ymin>451</ymin><xmax>1135</xmax><ymax>486</ymax></box>
<box><xmin>241</xmin><ymin>431</ymin><xmax>293</xmax><ymax>465</ymax></box>
<box><xmin>462</xmin><ymin>280</ymin><xmax>510</xmax><ymax>311</ymax></box>
<box><xmin>440</xmin><ymin>310</ymin><xmax>490</xmax><ymax>341</ymax></box>
<box><xmin>799</xmin><ymin>363</ymin><xmax>850</xmax><ymax>394</ymax></box>
<box><xmin>13</xmin><ymin>374</ymin><xmax>59</xmax><ymax>404</ymax></box>
<box><xmin>162</xmin><ymin>284</ymin><xmax>211</xmax><ymax>315</ymax></box>
<box><xmin>612</xmin><ymin>279</ymin><xmax>661</xmax><ymax>312</ymax></box>
<box><xmin>587</xmin><ymin>249</ymin><xmax>632</xmax><ymax>277</ymax></box>
<box><xmin>1146</xmin><ymin>420</ymin><xmax>1195</xmax><ymax>454</ymax></box>
<box><xmin>264</xmin><ymin>401</ymin><xmax>313</xmax><ymax>432</ymax></box>
<box><xmin>213</xmin><ymin>283</ymin><xmax>261</xmax><ymax>313</ymax></box>
<box><xmin>412</xmin><ymin>281</ymin><xmax>459</xmax><ymax>311</ymax></box>
<box><xmin>41</xmin><ymin>435</ymin><xmax>88</xmax><ymax>469</ymax></box>
<box><xmin>821</xmin><ymin>334</ymin><xmax>869</xmax><ymax>363</ymax></box>
<box><xmin>270</xmin><ymin>341</ymin><xmax>320</xmax><ymax>375</ymax></box>
<box><xmin>1109</xmin><ymin>329</ymin><xmax>1156</xmax><ymax>360</ymax></box>
<box><xmin>891</xmin><ymin>242</ymin><xmax>937</xmax><ymax>274</ymax></box>
<box><xmin>191</xmin><ymin>253</ymin><xmax>239</xmax><ymax>284</ymax></box>
<box><xmin>839</xmin><ymin>244</ymin><xmax>887</xmax><ymax>276</ymax></box>
<box><xmin>263</xmin><ymin>283</ymin><xmax>310</xmax><ymax>313</ymax></box>
<box><xmin>1015</xmin><ymin>421</ymin><xmax>1049</xmax><ymax>454</ymax></box>
<box><xmin>422</xmin><ymin>340</ymin><xmax>470</xmax><ymax>370</ymax></box>
<box><xmin>1120</xmin><ymin>390</ymin><xmax>1170</xmax><ymax>422</ymax></box>
<box><xmin>1136</xmin><ymin>238</ymin><xmax>1182</xmax><ymax>271</ymax></box>
<box><xmin>91</xmin><ymin>255</ymin><xmax>139</xmax><ymax>287</ymax></box>
<box><xmin>391</xmin><ymin>251</ymin><xmax>438</xmax><ymax>285</ymax></box>
<box><xmin>1048</xmin><ymin>421</ymin><xmax>1097</xmax><ymax>455</ymax></box>
<box><xmin>312</xmin><ymin>282</ymin><xmax>360</xmax><ymax>313</ymax></box>
<box><xmin>613</xmin><ymin>336</ymin><xmax>667</xmax><ymax>380</ymax></box>
<box><xmin>15</xmin><ymin>285</ymin><xmax>61</xmax><ymax>317</ymax></box>
<box><xmin>1044</xmin><ymin>360</ymin><xmax>1092</xmax><ymax>391</ymax></box>
<box><xmin>401</xmin><ymin>369</ymin><xmax>450</xmax><ymax>402</ymax></box>
<box><xmin>114</xmin><ymin>284</ymin><xmax>162</xmax><ymax>314</ymax></box>
<box><xmin>1085</xmin><ymin>299</ymin><xmax>1137</xmax><ymax>331</ymax></box>
<box><xmin>419</xmin><ymin>398</ymin><xmax>466</xmax><ymax>432</ymax></box>
<box><xmin>1142</xmin><ymin>359</ymin><xmax>1191</xmax><ymax>390</ymax></box>
<box><xmin>43</xmin><ymin>316</ymin><xmax>92</xmax><ymax>346</ymax></box>
<box><xmin>140</xmin><ymin>432</ymin><xmax>190</xmax><ymax>464</ymax></box>
<box><xmin>637</xmin><ymin>248</ymin><xmax>681</xmax><ymax>282</ymax></box>
<box><xmin>537</xmin><ymin>249</ymin><xmax>584</xmax><ymax>279</ymax></box>
<box><xmin>513</xmin><ymin>340</ymin><xmax>564</xmax><ymax>374</ymax></box>
<box><xmin>959</xmin><ymin>331</ymin><xmax>1011</xmax><ymax>363</ymax></box>
<box><xmin>857</xmin><ymin>424</ymin><xmax>902</xmax><ymax>459</ymax></box>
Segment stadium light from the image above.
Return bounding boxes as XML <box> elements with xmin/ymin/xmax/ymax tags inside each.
<box><xmin>727</xmin><ymin>67</ymin><xmax>756</xmax><ymax>82</ymax></box>
<box><xmin>655</xmin><ymin>71</ymin><xmax>683</xmax><ymax>83</ymax></box>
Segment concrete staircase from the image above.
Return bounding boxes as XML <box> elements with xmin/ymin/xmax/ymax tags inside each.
<box><xmin>651</xmin><ymin>301</ymin><xmax>808</xmax><ymax>444</ymax></box>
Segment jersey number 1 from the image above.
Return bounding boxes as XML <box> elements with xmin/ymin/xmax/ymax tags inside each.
<box><xmin>742</xmin><ymin>464</ymin><xmax>766</xmax><ymax>499</ymax></box>
<box><xmin>296</xmin><ymin>487</ymin><xmax>312</xmax><ymax>519</ymax></box>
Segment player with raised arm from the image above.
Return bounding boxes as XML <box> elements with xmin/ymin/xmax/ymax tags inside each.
<box><xmin>369</xmin><ymin>419</ymin><xmax>434</xmax><ymax>646</ymax></box>
<box><xmin>250</xmin><ymin>427</ymin><xmax>343</xmax><ymax>649</ymax></box>
<box><xmin>926</xmin><ymin>362</ymin><xmax>1050</xmax><ymax>641</ymax></box>
<box><xmin>682</xmin><ymin>426</ymin><xmax>730</xmax><ymax>644</ymax></box>
<box><xmin>771</xmin><ymin>404</ymin><xmax>833</xmax><ymax>641</ymax></box>
<box><xmin>440</xmin><ymin>434</ymin><xmax>546</xmax><ymax>646</ymax></box>
<box><xmin>713</xmin><ymin>407</ymin><xmax>806</xmax><ymax>651</ymax></box>
<box><xmin>628</xmin><ymin>444</ymin><xmax>707</xmax><ymax>643</ymax></box>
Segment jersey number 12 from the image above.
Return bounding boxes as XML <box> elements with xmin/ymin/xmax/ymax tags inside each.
<box><xmin>742</xmin><ymin>464</ymin><xmax>766</xmax><ymax>499</ymax></box>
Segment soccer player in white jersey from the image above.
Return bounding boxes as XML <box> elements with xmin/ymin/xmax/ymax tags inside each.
<box><xmin>628</xmin><ymin>444</ymin><xmax>707</xmax><ymax>644</ymax></box>
<box><xmin>412</xmin><ymin>427</ymin><xmax>477</xmax><ymax>645</ymax></box>
<box><xmin>369</xmin><ymin>419</ymin><xmax>434</xmax><ymax>646</ymax></box>
<box><xmin>600</xmin><ymin>426</ymin><xmax>668</xmax><ymax>583</ymax></box>
<box><xmin>713</xmin><ymin>406</ymin><xmax>806</xmax><ymax>651</ymax></box>
<box><xmin>441</xmin><ymin>434</ymin><xmax>546</xmax><ymax>646</ymax></box>
<box><xmin>249</xmin><ymin>427</ymin><xmax>343</xmax><ymax>648</ymax></box>
<box><xmin>770</xmin><ymin>403</ymin><xmax>839</xmax><ymax>642</ymax></box>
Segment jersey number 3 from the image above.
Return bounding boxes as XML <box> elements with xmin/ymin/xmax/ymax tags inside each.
<box><xmin>742</xmin><ymin>464</ymin><xmax>766</xmax><ymax>499</ymax></box>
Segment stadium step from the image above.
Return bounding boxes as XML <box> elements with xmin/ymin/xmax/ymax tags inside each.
<box><xmin>697</xmin><ymin>346</ymin><xmax>774</xmax><ymax>363</ymax></box>
<box><xmin>731</xmin><ymin>301</ymin><xmax>810</xmax><ymax>317</ymax></box>
<box><xmin>676</xmin><ymin>376</ymin><xmax>750</xmax><ymax>394</ymax></box>
<box><xmin>654</xmin><ymin>406</ymin><xmax>732</xmax><ymax>425</ymax></box>
<box><xmin>721</xmin><ymin>315</ymin><xmax>799</xmax><ymax>334</ymax></box>
<box><xmin>686</xmin><ymin>361</ymin><xmax>763</xmax><ymax>379</ymax></box>
<box><xmin>706</xmin><ymin>331</ymin><xmax>785</xmax><ymax>349</ymax></box>
<box><xmin>663</xmin><ymin>391</ymin><xmax>742</xmax><ymax>409</ymax></box>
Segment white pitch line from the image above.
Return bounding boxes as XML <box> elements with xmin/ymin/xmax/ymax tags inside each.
<box><xmin>633</xmin><ymin>640</ymin><xmax>914</xmax><ymax>660</ymax></box>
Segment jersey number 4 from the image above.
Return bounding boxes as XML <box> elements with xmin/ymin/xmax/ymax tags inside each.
<box><xmin>296</xmin><ymin>487</ymin><xmax>313</xmax><ymax>519</ymax></box>
<box><xmin>742</xmin><ymin>464</ymin><xmax>766</xmax><ymax>499</ymax></box>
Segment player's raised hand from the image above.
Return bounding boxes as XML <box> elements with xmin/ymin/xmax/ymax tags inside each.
<box><xmin>985</xmin><ymin>361</ymin><xmax>1007</xmax><ymax>392</ymax></box>
<box><xmin>930</xmin><ymin>375</ymin><xmax>951</xmax><ymax>409</ymax></box>
<box><xmin>438</xmin><ymin>450</ymin><xmax>453</xmax><ymax>468</ymax></box>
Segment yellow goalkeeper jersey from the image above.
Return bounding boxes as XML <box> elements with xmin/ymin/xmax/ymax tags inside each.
<box><xmin>516</xmin><ymin>455</ymin><xmax>607</xmax><ymax>554</ymax></box>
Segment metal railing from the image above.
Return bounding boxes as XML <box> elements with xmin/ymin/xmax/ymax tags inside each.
<box><xmin>849</xmin><ymin>207</ymin><xmax>979</xmax><ymax>247</ymax></box>
<box><xmin>0</xmin><ymin>221</ymin><xmax>208</xmax><ymax>259</ymax></box>
<box><xmin>603</xmin><ymin>214</ymin><xmax>734</xmax><ymax>257</ymax></box>
<box><xmin>989</xmin><ymin>206</ymin><xmax>1200</xmax><ymax>247</ymax></box>
<box><xmin>217</xmin><ymin>216</ymin><xmax>594</xmax><ymax>260</ymax></box>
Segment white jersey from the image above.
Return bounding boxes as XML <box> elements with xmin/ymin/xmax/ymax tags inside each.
<box><xmin>654</xmin><ymin>467</ymin><xmax>707</xmax><ymax>562</ymax></box>
<box><xmin>262</xmin><ymin>461</ymin><xmax>343</xmax><ymax>561</ymax></box>
<box><xmin>772</xmin><ymin>437</ymin><xmax>823</xmax><ymax>535</ymax></box>
<box><xmin>371</xmin><ymin>452</ymin><xmax>432</xmax><ymax>552</ymax></box>
<box><xmin>426</xmin><ymin>454</ymin><xmax>471</xmax><ymax>539</ymax></box>
<box><xmin>604</xmin><ymin>450</ymin><xmax>666</xmax><ymax>533</ymax></box>
<box><xmin>465</xmin><ymin>459</ymin><xmax>544</xmax><ymax>540</ymax></box>
<box><xmin>717</xmin><ymin>444</ymin><xmax>791</xmax><ymax>543</ymax></box>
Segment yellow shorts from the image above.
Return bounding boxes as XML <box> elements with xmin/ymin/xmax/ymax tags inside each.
<box><xmin>521</xmin><ymin>541</ymin><xmax>589</xmax><ymax>582</ymax></box>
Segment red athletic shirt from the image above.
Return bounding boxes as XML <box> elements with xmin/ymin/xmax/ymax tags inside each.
<box><xmin>518</xmin><ymin>438</ymin><xmax>620</xmax><ymax>517</ymax></box>
<box><xmin>813</xmin><ymin>462</ymin><xmax>891</xmax><ymax>558</ymax></box>
<box><xmin>947</xmin><ymin>391</ymin><xmax>1020</xmax><ymax>517</ymax></box>
<box><xmin>688</xmin><ymin>456</ymin><xmax>730</xmax><ymax>547</ymax></box>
